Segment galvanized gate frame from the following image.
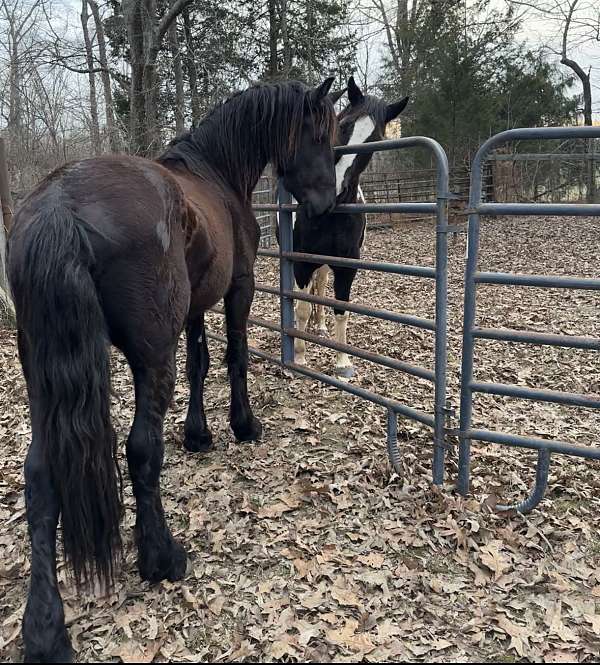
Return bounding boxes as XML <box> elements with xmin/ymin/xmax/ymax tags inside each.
<box><xmin>235</xmin><ymin>136</ymin><xmax>452</xmax><ymax>484</ymax></box>
<box><xmin>457</xmin><ymin>126</ymin><xmax>600</xmax><ymax>512</ymax></box>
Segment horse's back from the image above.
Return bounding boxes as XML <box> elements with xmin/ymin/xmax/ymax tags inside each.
<box><xmin>10</xmin><ymin>155</ymin><xmax>192</xmax><ymax>356</ymax></box>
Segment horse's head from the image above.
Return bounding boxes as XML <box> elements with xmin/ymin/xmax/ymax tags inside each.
<box><xmin>335</xmin><ymin>76</ymin><xmax>409</xmax><ymax>197</ymax></box>
<box><xmin>279</xmin><ymin>78</ymin><xmax>339</xmax><ymax>218</ymax></box>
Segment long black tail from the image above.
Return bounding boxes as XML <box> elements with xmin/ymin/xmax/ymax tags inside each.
<box><xmin>9</xmin><ymin>203</ymin><xmax>122</xmax><ymax>590</ymax></box>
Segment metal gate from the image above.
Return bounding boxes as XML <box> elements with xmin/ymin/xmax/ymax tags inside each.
<box><xmin>207</xmin><ymin>136</ymin><xmax>452</xmax><ymax>484</ymax></box>
<box><xmin>457</xmin><ymin>126</ymin><xmax>600</xmax><ymax>512</ymax></box>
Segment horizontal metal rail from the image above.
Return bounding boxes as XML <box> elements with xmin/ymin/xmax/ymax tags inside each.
<box><xmin>205</xmin><ymin>331</ymin><xmax>434</xmax><ymax>427</ymax></box>
<box><xmin>210</xmin><ymin>307</ymin><xmax>280</xmax><ymax>334</ymax></box>
<box><xmin>211</xmin><ymin>305</ymin><xmax>434</xmax><ymax>382</ymax></box>
<box><xmin>475</xmin><ymin>271</ymin><xmax>600</xmax><ymax>290</ymax></box>
<box><xmin>471</xmin><ymin>381</ymin><xmax>600</xmax><ymax>409</ymax></box>
<box><xmin>462</xmin><ymin>428</ymin><xmax>600</xmax><ymax>460</ymax></box>
<box><xmin>255</xmin><ymin>283</ymin><xmax>435</xmax><ymax>330</ymax></box>
<box><xmin>473</xmin><ymin>202</ymin><xmax>600</xmax><ymax>216</ymax></box>
<box><xmin>253</xmin><ymin>202</ymin><xmax>437</xmax><ymax>214</ymax></box>
<box><xmin>472</xmin><ymin>326</ymin><xmax>600</xmax><ymax>350</ymax></box>
<box><xmin>489</xmin><ymin>152</ymin><xmax>598</xmax><ymax>161</ymax></box>
<box><xmin>257</xmin><ymin>249</ymin><xmax>436</xmax><ymax>278</ymax></box>
<box><xmin>284</xmin><ymin>326</ymin><xmax>435</xmax><ymax>382</ymax></box>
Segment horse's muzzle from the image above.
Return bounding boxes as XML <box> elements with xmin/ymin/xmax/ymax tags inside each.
<box><xmin>302</xmin><ymin>191</ymin><xmax>337</xmax><ymax>218</ymax></box>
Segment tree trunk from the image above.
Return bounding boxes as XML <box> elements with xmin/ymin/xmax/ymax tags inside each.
<box><xmin>281</xmin><ymin>0</ymin><xmax>291</xmax><ymax>77</ymax></box>
<box><xmin>88</xmin><ymin>0</ymin><xmax>120</xmax><ymax>152</ymax></box>
<box><xmin>560</xmin><ymin>0</ymin><xmax>595</xmax><ymax>201</ymax></box>
<box><xmin>123</xmin><ymin>0</ymin><xmax>192</xmax><ymax>156</ymax></box>
<box><xmin>169</xmin><ymin>17</ymin><xmax>185</xmax><ymax>134</ymax></box>
<box><xmin>183</xmin><ymin>7</ymin><xmax>201</xmax><ymax>124</ymax></box>
<box><xmin>267</xmin><ymin>0</ymin><xmax>279</xmax><ymax>78</ymax></box>
<box><xmin>0</xmin><ymin>139</ymin><xmax>15</xmax><ymax>325</ymax></box>
<box><xmin>81</xmin><ymin>0</ymin><xmax>102</xmax><ymax>155</ymax></box>
<box><xmin>8</xmin><ymin>21</ymin><xmax>23</xmax><ymax>189</ymax></box>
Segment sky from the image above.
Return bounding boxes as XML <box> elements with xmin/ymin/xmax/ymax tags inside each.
<box><xmin>358</xmin><ymin>0</ymin><xmax>599</xmax><ymax>118</ymax></box>
<box><xmin>32</xmin><ymin>0</ymin><xmax>600</xmax><ymax>121</ymax></box>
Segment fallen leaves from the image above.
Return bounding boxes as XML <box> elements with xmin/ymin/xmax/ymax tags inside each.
<box><xmin>2</xmin><ymin>218</ymin><xmax>600</xmax><ymax>662</ymax></box>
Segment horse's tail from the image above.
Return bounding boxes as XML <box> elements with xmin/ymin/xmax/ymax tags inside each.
<box><xmin>9</xmin><ymin>203</ymin><xmax>122</xmax><ymax>590</ymax></box>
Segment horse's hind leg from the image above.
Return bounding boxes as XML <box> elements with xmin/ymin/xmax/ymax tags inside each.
<box><xmin>224</xmin><ymin>275</ymin><xmax>262</xmax><ymax>442</ymax></box>
<box><xmin>183</xmin><ymin>313</ymin><xmax>213</xmax><ymax>453</ymax></box>
<box><xmin>126</xmin><ymin>350</ymin><xmax>187</xmax><ymax>582</ymax></box>
<box><xmin>312</xmin><ymin>265</ymin><xmax>330</xmax><ymax>335</ymax></box>
<box><xmin>21</xmin><ymin>329</ymin><xmax>72</xmax><ymax>662</ymax></box>
<box><xmin>332</xmin><ymin>266</ymin><xmax>357</xmax><ymax>378</ymax></box>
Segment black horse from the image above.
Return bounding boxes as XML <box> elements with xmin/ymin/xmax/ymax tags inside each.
<box><xmin>8</xmin><ymin>79</ymin><xmax>337</xmax><ymax>662</ymax></box>
<box><xmin>292</xmin><ymin>77</ymin><xmax>409</xmax><ymax>376</ymax></box>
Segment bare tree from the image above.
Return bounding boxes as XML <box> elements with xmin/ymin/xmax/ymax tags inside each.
<box><xmin>182</xmin><ymin>6</ymin><xmax>200</xmax><ymax>125</ymax></box>
<box><xmin>88</xmin><ymin>0</ymin><xmax>120</xmax><ymax>152</ymax></box>
<box><xmin>509</xmin><ymin>0</ymin><xmax>598</xmax><ymax>200</ymax></box>
<box><xmin>169</xmin><ymin>16</ymin><xmax>185</xmax><ymax>135</ymax></box>
<box><xmin>122</xmin><ymin>0</ymin><xmax>194</xmax><ymax>156</ymax></box>
<box><xmin>81</xmin><ymin>0</ymin><xmax>101</xmax><ymax>155</ymax></box>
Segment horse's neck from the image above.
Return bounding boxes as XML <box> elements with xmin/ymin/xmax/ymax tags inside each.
<box><xmin>336</xmin><ymin>174</ymin><xmax>362</xmax><ymax>204</ymax></box>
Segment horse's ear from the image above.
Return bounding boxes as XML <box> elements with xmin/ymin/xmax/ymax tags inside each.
<box><xmin>385</xmin><ymin>96</ymin><xmax>409</xmax><ymax>122</ymax></box>
<box><xmin>347</xmin><ymin>76</ymin><xmax>364</xmax><ymax>106</ymax></box>
<box><xmin>311</xmin><ymin>77</ymin><xmax>335</xmax><ymax>104</ymax></box>
<box><xmin>329</xmin><ymin>88</ymin><xmax>347</xmax><ymax>105</ymax></box>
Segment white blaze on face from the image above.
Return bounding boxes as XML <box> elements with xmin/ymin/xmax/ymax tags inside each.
<box><xmin>335</xmin><ymin>116</ymin><xmax>375</xmax><ymax>196</ymax></box>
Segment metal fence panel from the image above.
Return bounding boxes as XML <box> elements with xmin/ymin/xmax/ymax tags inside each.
<box><xmin>248</xmin><ymin>136</ymin><xmax>451</xmax><ymax>483</ymax></box>
<box><xmin>458</xmin><ymin>126</ymin><xmax>600</xmax><ymax>513</ymax></box>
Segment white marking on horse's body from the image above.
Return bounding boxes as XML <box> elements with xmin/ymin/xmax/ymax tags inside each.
<box><xmin>311</xmin><ymin>265</ymin><xmax>330</xmax><ymax>334</ymax></box>
<box><xmin>334</xmin><ymin>312</ymin><xmax>351</xmax><ymax>370</ymax></box>
<box><xmin>156</xmin><ymin>220</ymin><xmax>170</xmax><ymax>252</ymax></box>
<box><xmin>335</xmin><ymin>117</ymin><xmax>375</xmax><ymax>196</ymax></box>
<box><xmin>294</xmin><ymin>283</ymin><xmax>312</xmax><ymax>365</ymax></box>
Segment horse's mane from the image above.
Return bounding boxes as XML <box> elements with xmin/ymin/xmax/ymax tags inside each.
<box><xmin>158</xmin><ymin>80</ymin><xmax>337</xmax><ymax>199</ymax></box>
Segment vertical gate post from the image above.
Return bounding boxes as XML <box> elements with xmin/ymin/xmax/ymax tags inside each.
<box><xmin>457</xmin><ymin>206</ymin><xmax>480</xmax><ymax>495</ymax></box>
<box><xmin>278</xmin><ymin>182</ymin><xmax>295</xmax><ymax>364</ymax></box>
<box><xmin>457</xmin><ymin>151</ymin><xmax>486</xmax><ymax>496</ymax></box>
<box><xmin>432</xmin><ymin>145</ymin><xmax>450</xmax><ymax>485</ymax></box>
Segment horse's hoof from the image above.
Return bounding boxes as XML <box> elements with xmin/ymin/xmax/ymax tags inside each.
<box><xmin>139</xmin><ymin>536</ymin><xmax>187</xmax><ymax>584</ymax></box>
<box><xmin>232</xmin><ymin>415</ymin><xmax>262</xmax><ymax>442</ymax></box>
<box><xmin>334</xmin><ymin>365</ymin><xmax>355</xmax><ymax>379</ymax></box>
<box><xmin>165</xmin><ymin>540</ymin><xmax>188</xmax><ymax>582</ymax></box>
<box><xmin>183</xmin><ymin>427</ymin><xmax>213</xmax><ymax>453</ymax></box>
<box><xmin>23</xmin><ymin>629</ymin><xmax>74</xmax><ymax>663</ymax></box>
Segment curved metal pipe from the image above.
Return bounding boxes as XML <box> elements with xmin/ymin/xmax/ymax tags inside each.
<box><xmin>496</xmin><ymin>449</ymin><xmax>551</xmax><ymax>514</ymax></box>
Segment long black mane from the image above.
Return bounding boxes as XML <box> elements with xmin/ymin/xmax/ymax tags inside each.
<box><xmin>158</xmin><ymin>80</ymin><xmax>336</xmax><ymax>200</ymax></box>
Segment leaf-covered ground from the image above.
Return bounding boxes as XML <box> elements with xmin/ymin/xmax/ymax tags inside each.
<box><xmin>1</xmin><ymin>216</ymin><xmax>599</xmax><ymax>662</ymax></box>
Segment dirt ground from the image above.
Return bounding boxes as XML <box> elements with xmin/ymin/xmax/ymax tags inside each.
<box><xmin>1</xmin><ymin>216</ymin><xmax>599</xmax><ymax>662</ymax></box>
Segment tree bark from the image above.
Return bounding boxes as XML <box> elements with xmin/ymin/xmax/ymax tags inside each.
<box><xmin>560</xmin><ymin>0</ymin><xmax>595</xmax><ymax>201</ymax></box>
<box><xmin>88</xmin><ymin>0</ymin><xmax>120</xmax><ymax>152</ymax></box>
<box><xmin>123</xmin><ymin>0</ymin><xmax>193</xmax><ymax>156</ymax></box>
<box><xmin>267</xmin><ymin>0</ymin><xmax>279</xmax><ymax>78</ymax></box>
<box><xmin>81</xmin><ymin>0</ymin><xmax>101</xmax><ymax>155</ymax></box>
<box><xmin>0</xmin><ymin>139</ymin><xmax>15</xmax><ymax>325</ymax></box>
<box><xmin>169</xmin><ymin>17</ymin><xmax>185</xmax><ymax>134</ymax></box>
<box><xmin>182</xmin><ymin>7</ymin><xmax>201</xmax><ymax>124</ymax></box>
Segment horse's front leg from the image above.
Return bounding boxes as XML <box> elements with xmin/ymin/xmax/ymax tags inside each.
<box><xmin>332</xmin><ymin>266</ymin><xmax>357</xmax><ymax>378</ymax></box>
<box><xmin>224</xmin><ymin>274</ymin><xmax>262</xmax><ymax>442</ymax></box>
<box><xmin>184</xmin><ymin>313</ymin><xmax>213</xmax><ymax>452</ymax></box>
<box><xmin>22</xmin><ymin>432</ymin><xmax>73</xmax><ymax>663</ymax></box>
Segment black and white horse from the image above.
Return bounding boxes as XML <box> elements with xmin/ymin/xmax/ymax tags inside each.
<box><xmin>292</xmin><ymin>77</ymin><xmax>409</xmax><ymax>376</ymax></box>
